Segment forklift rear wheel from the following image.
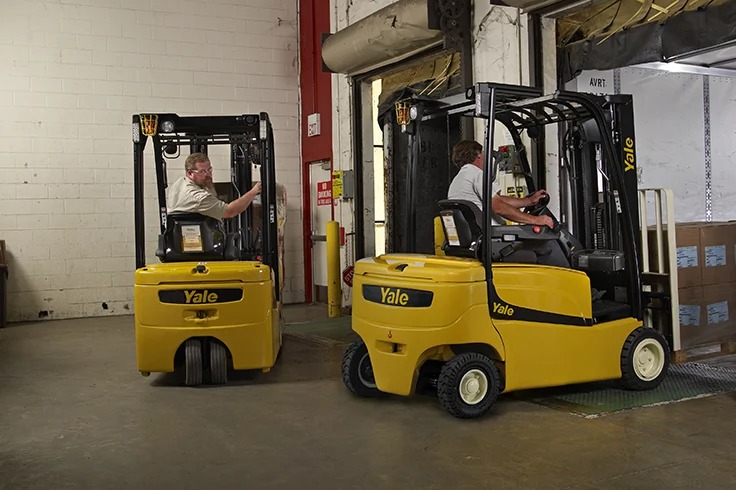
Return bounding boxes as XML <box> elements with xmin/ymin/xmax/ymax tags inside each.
<box><xmin>184</xmin><ymin>338</ymin><xmax>203</xmax><ymax>387</ymax></box>
<box><xmin>342</xmin><ymin>339</ymin><xmax>382</xmax><ymax>397</ymax></box>
<box><xmin>437</xmin><ymin>353</ymin><xmax>500</xmax><ymax>419</ymax></box>
<box><xmin>620</xmin><ymin>327</ymin><xmax>670</xmax><ymax>390</ymax></box>
<box><xmin>209</xmin><ymin>340</ymin><xmax>228</xmax><ymax>385</ymax></box>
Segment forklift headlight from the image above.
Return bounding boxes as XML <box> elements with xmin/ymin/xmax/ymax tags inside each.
<box><xmin>260</xmin><ymin>119</ymin><xmax>267</xmax><ymax>140</ymax></box>
<box><xmin>409</xmin><ymin>105</ymin><xmax>418</xmax><ymax>120</ymax></box>
<box><xmin>132</xmin><ymin>122</ymin><xmax>140</xmax><ymax>143</ymax></box>
<box><xmin>160</xmin><ymin>120</ymin><xmax>175</xmax><ymax>133</ymax></box>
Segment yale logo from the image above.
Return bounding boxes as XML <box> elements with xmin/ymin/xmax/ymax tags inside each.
<box><xmin>159</xmin><ymin>288</ymin><xmax>242</xmax><ymax>305</ymax></box>
<box><xmin>623</xmin><ymin>137</ymin><xmax>635</xmax><ymax>172</ymax></box>
<box><xmin>380</xmin><ymin>287</ymin><xmax>409</xmax><ymax>306</ymax></box>
<box><xmin>493</xmin><ymin>302</ymin><xmax>514</xmax><ymax>316</ymax></box>
<box><xmin>362</xmin><ymin>285</ymin><xmax>433</xmax><ymax>308</ymax></box>
<box><xmin>184</xmin><ymin>290</ymin><xmax>218</xmax><ymax>304</ymax></box>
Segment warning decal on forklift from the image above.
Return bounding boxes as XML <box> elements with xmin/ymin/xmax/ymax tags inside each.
<box><xmin>441</xmin><ymin>215</ymin><xmax>460</xmax><ymax>246</ymax></box>
<box><xmin>181</xmin><ymin>225</ymin><xmax>204</xmax><ymax>253</ymax></box>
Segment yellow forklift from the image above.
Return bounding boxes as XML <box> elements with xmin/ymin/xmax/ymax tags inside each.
<box><xmin>342</xmin><ymin>83</ymin><xmax>672</xmax><ymax>418</ymax></box>
<box><xmin>132</xmin><ymin>113</ymin><xmax>284</xmax><ymax>386</ymax></box>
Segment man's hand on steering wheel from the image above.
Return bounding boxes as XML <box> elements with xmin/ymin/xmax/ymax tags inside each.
<box><xmin>528</xmin><ymin>189</ymin><xmax>548</xmax><ymax>205</ymax></box>
<box><xmin>524</xmin><ymin>189</ymin><xmax>550</xmax><ymax>215</ymax></box>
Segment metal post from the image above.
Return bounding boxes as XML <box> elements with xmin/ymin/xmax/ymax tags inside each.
<box><xmin>133</xmin><ymin>125</ymin><xmax>147</xmax><ymax>270</ymax></box>
<box><xmin>327</xmin><ymin>221</ymin><xmax>341</xmax><ymax>317</ymax></box>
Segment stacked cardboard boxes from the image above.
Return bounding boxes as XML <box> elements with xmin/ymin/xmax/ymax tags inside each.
<box><xmin>654</xmin><ymin>222</ymin><xmax>736</xmax><ymax>349</ymax></box>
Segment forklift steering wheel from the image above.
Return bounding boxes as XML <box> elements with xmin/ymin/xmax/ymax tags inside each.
<box><xmin>524</xmin><ymin>193</ymin><xmax>550</xmax><ymax>216</ymax></box>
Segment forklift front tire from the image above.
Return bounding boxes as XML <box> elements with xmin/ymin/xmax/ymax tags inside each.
<box><xmin>437</xmin><ymin>352</ymin><xmax>500</xmax><ymax>419</ymax></box>
<box><xmin>341</xmin><ymin>339</ymin><xmax>383</xmax><ymax>397</ymax></box>
<box><xmin>619</xmin><ymin>327</ymin><xmax>670</xmax><ymax>391</ymax></box>
<box><xmin>184</xmin><ymin>338</ymin><xmax>203</xmax><ymax>387</ymax></box>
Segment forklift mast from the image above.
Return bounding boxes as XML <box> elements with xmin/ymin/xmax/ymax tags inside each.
<box><xmin>564</xmin><ymin>94</ymin><xmax>639</xmax><ymax>254</ymax></box>
<box><xmin>131</xmin><ymin>113</ymin><xmax>280</xmax><ymax>300</ymax></box>
<box><xmin>403</xmin><ymin>83</ymin><xmax>643</xmax><ymax>321</ymax></box>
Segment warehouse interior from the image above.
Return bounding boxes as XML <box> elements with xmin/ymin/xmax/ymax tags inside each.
<box><xmin>2</xmin><ymin>0</ymin><xmax>736</xmax><ymax>487</ymax></box>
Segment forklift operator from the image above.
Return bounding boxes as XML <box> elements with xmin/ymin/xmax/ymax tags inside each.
<box><xmin>167</xmin><ymin>152</ymin><xmax>261</xmax><ymax>221</ymax></box>
<box><xmin>448</xmin><ymin>140</ymin><xmax>552</xmax><ymax>227</ymax></box>
<box><xmin>448</xmin><ymin>140</ymin><xmax>567</xmax><ymax>266</ymax></box>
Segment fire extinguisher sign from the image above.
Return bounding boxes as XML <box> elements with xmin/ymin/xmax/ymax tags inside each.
<box><xmin>317</xmin><ymin>181</ymin><xmax>332</xmax><ymax>206</ymax></box>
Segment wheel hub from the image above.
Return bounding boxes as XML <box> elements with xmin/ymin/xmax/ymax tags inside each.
<box><xmin>357</xmin><ymin>352</ymin><xmax>377</xmax><ymax>388</ymax></box>
<box><xmin>633</xmin><ymin>339</ymin><xmax>665</xmax><ymax>381</ymax></box>
<box><xmin>458</xmin><ymin>369</ymin><xmax>488</xmax><ymax>405</ymax></box>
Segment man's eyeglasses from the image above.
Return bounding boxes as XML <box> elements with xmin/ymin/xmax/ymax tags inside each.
<box><xmin>190</xmin><ymin>168</ymin><xmax>213</xmax><ymax>175</ymax></box>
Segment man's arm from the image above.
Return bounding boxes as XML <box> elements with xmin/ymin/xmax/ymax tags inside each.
<box><xmin>223</xmin><ymin>182</ymin><xmax>262</xmax><ymax>219</ymax></box>
<box><xmin>491</xmin><ymin>194</ymin><xmax>553</xmax><ymax>227</ymax></box>
<box><xmin>495</xmin><ymin>189</ymin><xmax>547</xmax><ymax>209</ymax></box>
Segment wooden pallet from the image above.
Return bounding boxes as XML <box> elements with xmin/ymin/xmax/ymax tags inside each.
<box><xmin>672</xmin><ymin>339</ymin><xmax>736</xmax><ymax>364</ymax></box>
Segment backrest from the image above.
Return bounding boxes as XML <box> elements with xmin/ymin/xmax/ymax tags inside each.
<box><xmin>156</xmin><ymin>213</ymin><xmax>238</xmax><ymax>263</ymax></box>
<box><xmin>437</xmin><ymin>199</ymin><xmax>483</xmax><ymax>258</ymax></box>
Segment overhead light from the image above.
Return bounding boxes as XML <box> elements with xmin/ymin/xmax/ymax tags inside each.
<box><xmin>161</xmin><ymin>120</ymin><xmax>175</xmax><ymax>133</ymax></box>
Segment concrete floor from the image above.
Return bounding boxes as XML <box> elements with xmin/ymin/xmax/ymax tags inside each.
<box><xmin>1</xmin><ymin>308</ymin><xmax>735</xmax><ymax>489</ymax></box>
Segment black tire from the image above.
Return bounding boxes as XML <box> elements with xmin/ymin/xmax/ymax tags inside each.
<box><xmin>341</xmin><ymin>339</ymin><xmax>383</xmax><ymax>397</ymax></box>
<box><xmin>620</xmin><ymin>327</ymin><xmax>670</xmax><ymax>391</ymax></box>
<box><xmin>184</xmin><ymin>338</ymin><xmax>203</xmax><ymax>387</ymax></box>
<box><xmin>437</xmin><ymin>353</ymin><xmax>500</xmax><ymax>419</ymax></box>
<box><xmin>209</xmin><ymin>339</ymin><xmax>228</xmax><ymax>385</ymax></box>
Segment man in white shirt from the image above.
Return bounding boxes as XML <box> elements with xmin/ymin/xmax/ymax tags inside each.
<box><xmin>447</xmin><ymin>140</ymin><xmax>567</xmax><ymax>266</ymax></box>
<box><xmin>448</xmin><ymin>140</ymin><xmax>552</xmax><ymax>226</ymax></box>
<box><xmin>167</xmin><ymin>152</ymin><xmax>261</xmax><ymax>221</ymax></box>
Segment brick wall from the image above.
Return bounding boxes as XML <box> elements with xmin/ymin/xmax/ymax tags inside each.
<box><xmin>0</xmin><ymin>0</ymin><xmax>303</xmax><ymax>322</ymax></box>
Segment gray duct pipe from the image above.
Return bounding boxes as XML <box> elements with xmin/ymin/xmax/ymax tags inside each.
<box><xmin>322</xmin><ymin>0</ymin><xmax>444</xmax><ymax>76</ymax></box>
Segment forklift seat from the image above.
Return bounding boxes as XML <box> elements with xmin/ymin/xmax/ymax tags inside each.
<box><xmin>438</xmin><ymin>200</ymin><xmax>482</xmax><ymax>259</ymax></box>
<box><xmin>437</xmin><ymin>200</ymin><xmax>521</xmax><ymax>261</ymax></box>
<box><xmin>156</xmin><ymin>213</ymin><xmax>239</xmax><ymax>263</ymax></box>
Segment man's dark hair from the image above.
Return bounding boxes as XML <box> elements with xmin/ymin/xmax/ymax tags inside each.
<box><xmin>452</xmin><ymin>140</ymin><xmax>483</xmax><ymax>168</ymax></box>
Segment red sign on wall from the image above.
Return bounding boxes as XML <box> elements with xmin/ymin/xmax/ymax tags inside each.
<box><xmin>342</xmin><ymin>265</ymin><xmax>354</xmax><ymax>287</ymax></box>
<box><xmin>317</xmin><ymin>181</ymin><xmax>332</xmax><ymax>206</ymax></box>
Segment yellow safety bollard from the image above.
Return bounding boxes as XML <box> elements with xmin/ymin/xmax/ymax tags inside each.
<box><xmin>326</xmin><ymin>221</ymin><xmax>341</xmax><ymax>317</ymax></box>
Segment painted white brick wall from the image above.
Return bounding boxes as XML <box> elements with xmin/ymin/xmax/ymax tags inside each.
<box><xmin>0</xmin><ymin>0</ymin><xmax>304</xmax><ymax>323</ymax></box>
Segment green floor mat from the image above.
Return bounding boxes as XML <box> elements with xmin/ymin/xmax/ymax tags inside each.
<box><xmin>283</xmin><ymin>316</ymin><xmax>355</xmax><ymax>346</ymax></box>
<box><xmin>516</xmin><ymin>363</ymin><xmax>736</xmax><ymax>418</ymax></box>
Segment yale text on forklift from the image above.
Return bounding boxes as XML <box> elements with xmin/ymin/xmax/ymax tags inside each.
<box><xmin>624</xmin><ymin>137</ymin><xmax>635</xmax><ymax>172</ymax></box>
<box><xmin>363</xmin><ymin>285</ymin><xmax>434</xmax><ymax>307</ymax></box>
<box><xmin>157</xmin><ymin>288</ymin><xmax>243</xmax><ymax>305</ymax></box>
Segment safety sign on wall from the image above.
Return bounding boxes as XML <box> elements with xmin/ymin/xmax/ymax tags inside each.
<box><xmin>332</xmin><ymin>171</ymin><xmax>343</xmax><ymax>200</ymax></box>
<box><xmin>317</xmin><ymin>181</ymin><xmax>332</xmax><ymax>206</ymax></box>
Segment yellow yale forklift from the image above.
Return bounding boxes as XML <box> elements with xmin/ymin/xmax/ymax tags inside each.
<box><xmin>132</xmin><ymin>113</ymin><xmax>283</xmax><ymax>386</ymax></box>
<box><xmin>342</xmin><ymin>83</ymin><xmax>673</xmax><ymax>418</ymax></box>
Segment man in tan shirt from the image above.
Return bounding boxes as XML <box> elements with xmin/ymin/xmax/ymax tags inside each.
<box><xmin>167</xmin><ymin>152</ymin><xmax>261</xmax><ymax>221</ymax></box>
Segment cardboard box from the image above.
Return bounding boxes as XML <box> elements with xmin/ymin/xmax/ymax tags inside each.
<box><xmin>646</xmin><ymin>223</ymin><xmax>702</xmax><ymax>288</ymax></box>
<box><xmin>678</xmin><ymin>283</ymin><xmax>736</xmax><ymax>349</ymax></box>
<box><xmin>647</xmin><ymin>222</ymin><xmax>736</xmax><ymax>288</ymax></box>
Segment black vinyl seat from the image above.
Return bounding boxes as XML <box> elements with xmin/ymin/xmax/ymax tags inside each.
<box><xmin>156</xmin><ymin>213</ymin><xmax>238</xmax><ymax>263</ymax></box>
<box><xmin>437</xmin><ymin>200</ymin><xmax>521</xmax><ymax>261</ymax></box>
<box><xmin>437</xmin><ymin>200</ymin><xmax>483</xmax><ymax>259</ymax></box>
